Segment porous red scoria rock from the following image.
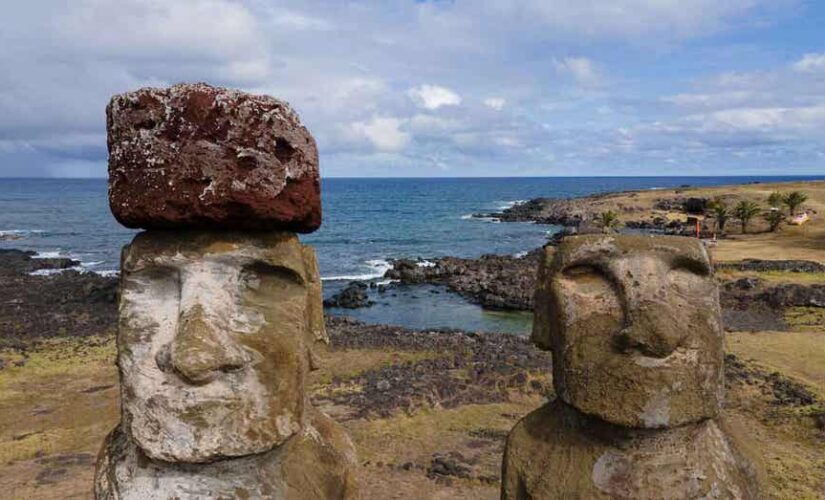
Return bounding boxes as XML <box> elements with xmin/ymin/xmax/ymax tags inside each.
<box><xmin>107</xmin><ymin>82</ymin><xmax>321</xmax><ymax>232</ymax></box>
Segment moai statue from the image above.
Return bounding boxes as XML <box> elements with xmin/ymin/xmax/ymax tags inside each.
<box><xmin>502</xmin><ymin>235</ymin><xmax>761</xmax><ymax>499</ymax></box>
<box><xmin>95</xmin><ymin>84</ymin><xmax>358</xmax><ymax>499</ymax></box>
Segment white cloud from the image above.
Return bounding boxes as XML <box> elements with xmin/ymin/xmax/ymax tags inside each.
<box><xmin>484</xmin><ymin>97</ymin><xmax>506</xmax><ymax>110</ymax></box>
<box><xmin>350</xmin><ymin>116</ymin><xmax>410</xmax><ymax>153</ymax></box>
<box><xmin>553</xmin><ymin>57</ymin><xmax>600</xmax><ymax>86</ymax></box>
<box><xmin>407</xmin><ymin>85</ymin><xmax>462</xmax><ymax>110</ymax></box>
<box><xmin>700</xmin><ymin>106</ymin><xmax>825</xmax><ymax>132</ymax></box>
<box><xmin>793</xmin><ymin>52</ymin><xmax>825</xmax><ymax>73</ymax></box>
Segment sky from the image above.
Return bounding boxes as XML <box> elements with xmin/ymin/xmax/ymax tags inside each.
<box><xmin>1</xmin><ymin>1</ymin><xmax>824</xmax><ymax>178</ymax></box>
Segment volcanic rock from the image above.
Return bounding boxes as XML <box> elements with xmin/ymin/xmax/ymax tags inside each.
<box><xmin>324</xmin><ymin>281</ymin><xmax>375</xmax><ymax>309</ymax></box>
<box><xmin>107</xmin><ymin>83</ymin><xmax>321</xmax><ymax>232</ymax></box>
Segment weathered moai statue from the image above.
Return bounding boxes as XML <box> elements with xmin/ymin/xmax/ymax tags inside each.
<box><xmin>502</xmin><ymin>235</ymin><xmax>761</xmax><ymax>499</ymax></box>
<box><xmin>96</xmin><ymin>83</ymin><xmax>358</xmax><ymax>499</ymax></box>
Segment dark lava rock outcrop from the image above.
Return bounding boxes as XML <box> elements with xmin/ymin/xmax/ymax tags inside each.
<box><xmin>717</xmin><ymin>259</ymin><xmax>825</xmax><ymax>273</ymax></box>
<box><xmin>385</xmin><ymin>250</ymin><xmax>543</xmax><ymax>310</ymax></box>
<box><xmin>320</xmin><ymin>317</ymin><xmax>552</xmax><ymax>418</ymax></box>
<box><xmin>0</xmin><ymin>249</ymin><xmax>79</xmax><ymax>275</ymax></box>
<box><xmin>0</xmin><ymin>250</ymin><xmax>117</xmax><ymax>349</ymax></box>
<box><xmin>107</xmin><ymin>83</ymin><xmax>321</xmax><ymax>232</ymax></box>
<box><xmin>324</xmin><ymin>281</ymin><xmax>375</xmax><ymax>309</ymax></box>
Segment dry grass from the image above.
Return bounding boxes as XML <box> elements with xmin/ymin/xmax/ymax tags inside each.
<box><xmin>586</xmin><ymin>179</ymin><xmax>825</xmax><ymax>263</ymax></box>
<box><xmin>0</xmin><ymin>337</ymin><xmax>118</xmax><ymax>499</ymax></box>
<box><xmin>726</xmin><ymin>330</ymin><xmax>825</xmax><ymax>395</ymax></box>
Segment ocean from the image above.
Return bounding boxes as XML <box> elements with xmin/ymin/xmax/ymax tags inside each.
<box><xmin>1</xmin><ymin>176</ymin><xmax>820</xmax><ymax>333</ymax></box>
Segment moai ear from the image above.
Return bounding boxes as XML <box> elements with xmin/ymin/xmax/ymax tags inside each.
<box><xmin>530</xmin><ymin>246</ymin><xmax>555</xmax><ymax>351</ymax></box>
<box><xmin>301</xmin><ymin>245</ymin><xmax>328</xmax><ymax>371</ymax></box>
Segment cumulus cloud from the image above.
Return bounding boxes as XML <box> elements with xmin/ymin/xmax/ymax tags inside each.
<box><xmin>553</xmin><ymin>57</ymin><xmax>601</xmax><ymax>86</ymax></box>
<box><xmin>350</xmin><ymin>116</ymin><xmax>411</xmax><ymax>153</ymax></box>
<box><xmin>407</xmin><ymin>85</ymin><xmax>462</xmax><ymax>110</ymax></box>
<box><xmin>793</xmin><ymin>52</ymin><xmax>825</xmax><ymax>73</ymax></box>
<box><xmin>484</xmin><ymin>97</ymin><xmax>506</xmax><ymax>110</ymax></box>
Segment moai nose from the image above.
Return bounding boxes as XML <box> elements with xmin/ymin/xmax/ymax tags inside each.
<box><xmin>614</xmin><ymin>264</ymin><xmax>684</xmax><ymax>358</ymax></box>
<box><xmin>170</xmin><ymin>305</ymin><xmax>250</xmax><ymax>384</ymax></box>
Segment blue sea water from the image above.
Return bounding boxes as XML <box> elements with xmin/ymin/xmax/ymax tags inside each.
<box><xmin>1</xmin><ymin>176</ymin><xmax>821</xmax><ymax>333</ymax></box>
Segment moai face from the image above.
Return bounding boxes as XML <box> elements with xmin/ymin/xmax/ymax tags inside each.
<box><xmin>117</xmin><ymin>231</ymin><xmax>326</xmax><ymax>463</ymax></box>
<box><xmin>532</xmin><ymin>235</ymin><xmax>723</xmax><ymax>428</ymax></box>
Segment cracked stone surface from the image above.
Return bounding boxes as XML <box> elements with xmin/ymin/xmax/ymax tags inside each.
<box><xmin>502</xmin><ymin>235</ymin><xmax>760</xmax><ymax>499</ymax></box>
<box><xmin>107</xmin><ymin>83</ymin><xmax>321</xmax><ymax>232</ymax></box>
<box><xmin>95</xmin><ymin>231</ymin><xmax>357</xmax><ymax>499</ymax></box>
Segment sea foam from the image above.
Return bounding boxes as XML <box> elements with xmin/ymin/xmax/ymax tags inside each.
<box><xmin>321</xmin><ymin>259</ymin><xmax>393</xmax><ymax>282</ymax></box>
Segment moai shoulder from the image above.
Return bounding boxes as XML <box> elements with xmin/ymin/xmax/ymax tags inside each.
<box><xmin>503</xmin><ymin>235</ymin><xmax>762</xmax><ymax>499</ymax></box>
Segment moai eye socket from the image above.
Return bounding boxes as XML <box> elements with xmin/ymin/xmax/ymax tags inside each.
<box><xmin>669</xmin><ymin>255</ymin><xmax>711</xmax><ymax>276</ymax></box>
<box><xmin>127</xmin><ymin>265</ymin><xmax>181</xmax><ymax>297</ymax></box>
<box><xmin>556</xmin><ymin>264</ymin><xmax>622</xmax><ymax>327</ymax></box>
<box><xmin>562</xmin><ymin>264</ymin><xmax>601</xmax><ymax>278</ymax></box>
<box><xmin>560</xmin><ymin>265</ymin><xmax>616</xmax><ymax>296</ymax></box>
<box><xmin>241</xmin><ymin>263</ymin><xmax>305</xmax><ymax>289</ymax></box>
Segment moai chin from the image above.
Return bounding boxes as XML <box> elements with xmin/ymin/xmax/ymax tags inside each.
<box><xmin>95</xmin><ymin>84</ymin><xmax>358</xmax><ymax>499</ymax></box>
<box><xmin>502</xmin><ymin>235</ymin><xmax>761</xmax><ymax>499</ymax></box>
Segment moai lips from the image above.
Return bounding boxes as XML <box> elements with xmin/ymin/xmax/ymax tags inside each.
<box><xmin>532</xmin><ymin>234</ymin><xmax>723</xmax><ymax>428</ymax></box>
<box><xmin>107</xmin><ymin>83</ymin><xmax>321</xmax><ymax>232</ymax></box>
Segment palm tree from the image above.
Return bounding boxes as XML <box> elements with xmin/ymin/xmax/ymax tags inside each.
<box><xmin>782</xmin><ymin>191</ymin><xmax>808</xmax><ymax>216</ymax></box>
<box><xmin>767</xmin><ymin>191</ymin><xmax>783</xmax><ymax>208</ymax></box>
<box><xmin>763</xmin><ymin>210</ymin><xmax>784</xmax><ymax>232</ymax></box>
<box><xmin>596</xmin><ymin>211</ymin><xmax>620</xmax><ymax>233</ymax></box>
<box><xmin>709</xmin><ymin>200</ymin><xmax>730</xmax><ymax>235</ymax></box>
<box><xmin>733</xmin><ymin>200</ymin><xmax>761</xmax><ymax>234</ymax></box>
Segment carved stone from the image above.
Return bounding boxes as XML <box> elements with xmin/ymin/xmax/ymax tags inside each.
<box><xmin>95</xmin><ymin>231</ymin><xmax>358</xmax><ymax>499</ymax></box>
<box><xmin>107</xmin><ymin>83</ymin><xmax>321</xmax><ymax>232</ymax></box>
<box><xmin>503</xmin><ymin>235</ymin><xmax>760</xmax><ymax>499</ymax></box>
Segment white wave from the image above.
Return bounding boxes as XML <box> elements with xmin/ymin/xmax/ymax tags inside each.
<box><xmin>29</xmin><ymin>266</ymin><xmax>82</xmax><ymax>276</ymax></box>
<box><xmin>32</xmin><ymin>250</ymin><xmax>63</xmax><ymax>259</ymax></box>
<box><xmin>496</xmin><ymin>200</ymin><xmax>527</xmax><ymax>210</ymax></box>
<box><xmin>513</xmin><ymin>251</ymin><xmax>528</xmax><ymax>258</ymax></box>
<box><xmin>94</xmin><ymin>270</ymin><xmax>120</xmax><ymax>277</ymax></box>
<box><xmin>460</xmin><ymin>214</ymin><xmax>474</xmax><ymax>220</ymax></box>
<box><xmin>80</xmin><ymin>260</ymin><xmax>104</xmax><ymax>267</ymax></box>
<box><xmin>321</xmin><ymin>259</ymin><xmax>393</xmax><ymax>282</ymax></box>
<box><xmin>417</xmin><ymin>260</ymin><xmax>436</xmax><ymax>268</ymax></box>
<box><xmin>476</xmin><ymin>217</ymin><xmax>501</xmax><ymax>223</ymax></box>
<box><xmin>375</xmin><ymin>278</ymin><xmax>399</xmax><ymax>286</ymax></box>
<box><xmin>0</xmin><ymin>229</ymin><xmax>44</xmax><ymax>237</ymax></box>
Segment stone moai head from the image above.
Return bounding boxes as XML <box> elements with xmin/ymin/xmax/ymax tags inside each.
<box><xmin>532</xmin><ymin>235</ymin><xmax>723</xmax><ymax>428</ymax></box>
<box><xmin>117</xmin><ymin>231</ymin><xmax>327</xmax><ymax>463</ymax></box>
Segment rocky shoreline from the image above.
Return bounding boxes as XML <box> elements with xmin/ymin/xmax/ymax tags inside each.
<box><xmin>0</xmin><ymin>250</ymin><xmax>118</xmax><ymax>350</ymax></box>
